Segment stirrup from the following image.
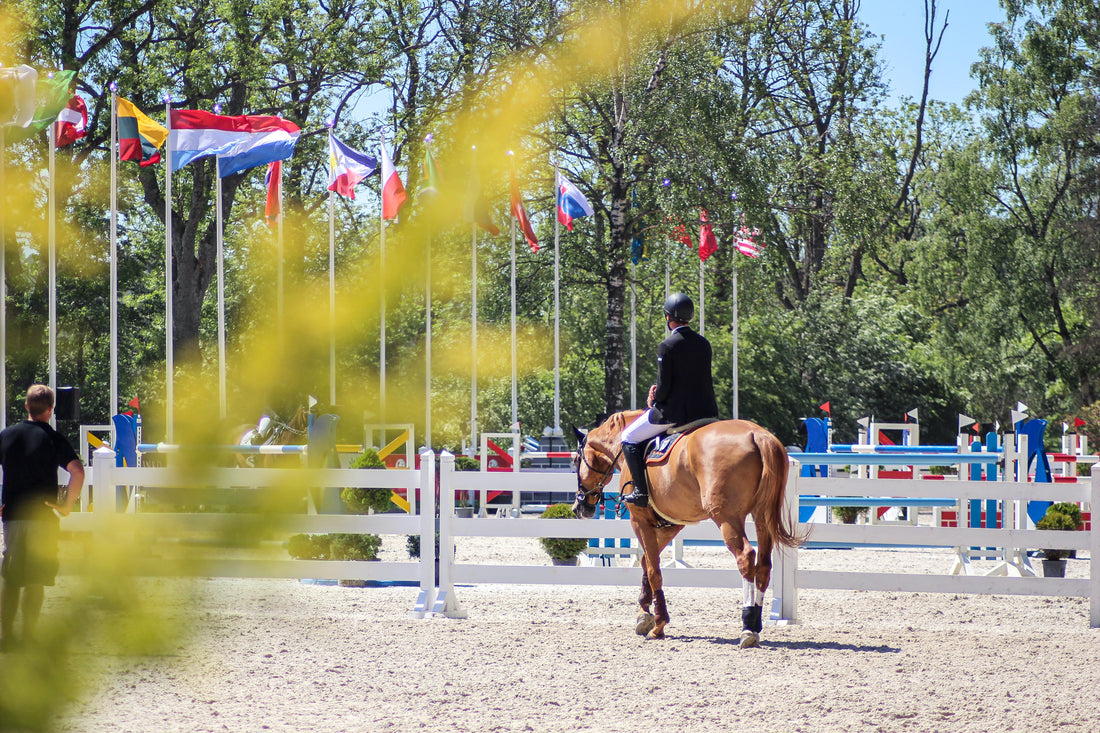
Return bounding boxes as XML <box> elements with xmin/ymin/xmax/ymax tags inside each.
<box><xmin>623</xmin><ymin>481</ymin><xmax>649</xmax><ymax>508</ymax></box>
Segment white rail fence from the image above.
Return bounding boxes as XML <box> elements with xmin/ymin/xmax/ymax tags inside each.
<box><xmin>63</xmin><ymin>448</ymin><xmax>1099</xmax><ymax>626</ymax></box>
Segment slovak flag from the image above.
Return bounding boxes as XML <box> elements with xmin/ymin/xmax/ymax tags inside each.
<box><xmin>327</xmin><ymin>134</ymin><xmax>377</xmax><ymax>199</ymax></box>
<box><xmin>54</xmin><ymin>95</ymin><xmax>87</xmax><ymax>148</ymax></box>
<box><xmin>556</xmin><ymin>173</ymin><xmax>593</xmax><ymax>231</ymax></box>
<box><xmin>380</xmin><ymin>142</ymin><xmax>407</xmax><ymax>220</ymax></box>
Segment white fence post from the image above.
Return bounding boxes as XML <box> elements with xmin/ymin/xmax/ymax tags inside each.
<box><xmin>92</xmin><ymin>446</ymin><xmax>116</xmax><ymax>516</ymax></box>
<box><xmin>1091</xmin><ymin>463</ymin><xmax>1099</xmax><ymax>628</ymax></box>
<box><xmin>433</xmin><ymin>451</ymin><xmax>467</xmax><ymax>618</ymax></box>
<box><xmin>772</xmin><ymin>460</ymin><xmax>799</xmax><ymax>624</ymax></box>
<box><xmin>411</xmin><ymin>449</ymin><xmax>436</xmax><ymax>618</ymax></box>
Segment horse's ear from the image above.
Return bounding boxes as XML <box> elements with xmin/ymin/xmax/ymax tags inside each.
<box><xmin>572</xmin><ymin>424</ymin><xmax>587</xmax><ymax>443</ymax></box>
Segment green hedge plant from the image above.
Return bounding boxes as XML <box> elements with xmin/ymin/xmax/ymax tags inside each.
<box><xmin>342</xmin><ymin>449</ymin><xmax>394</xmax><ymax>514</ymax></box>
<box><xmin>538</xmin><ymin>503</ymin><xmax>589</xmax><ymax>561</ymax></box>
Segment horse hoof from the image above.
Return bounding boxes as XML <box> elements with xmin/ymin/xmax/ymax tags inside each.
<box><xmin>739</xmin><ymin>631</ymin><xmax>760</xmax><ymax>649</ymax></box>
<box><xmin>646</xmin><ymin>629</ymin><xmax>665</xmax><ymax>640</ymax></box>
<box><xmin>635</xmin><ymin>612</ymin><xmax>656</xmax><ymax>636</ymax></box>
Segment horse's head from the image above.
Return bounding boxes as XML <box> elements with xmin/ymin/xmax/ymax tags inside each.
<box><xmin>571</xmin><ymin>418</ymin><xmax>622</xmax><ymax>519</ymax></box>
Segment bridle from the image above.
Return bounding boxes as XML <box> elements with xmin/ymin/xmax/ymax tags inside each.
<box><xmin>574</xmin><ymin>433</ymin><xmax>621</xmax><ymax>509</ymax></box>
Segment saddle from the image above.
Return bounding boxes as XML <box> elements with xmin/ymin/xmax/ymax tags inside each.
<box><xmin>644</xmin><ymin>417</ymin><xmax>719</xmax><ymax>465</ymax></box>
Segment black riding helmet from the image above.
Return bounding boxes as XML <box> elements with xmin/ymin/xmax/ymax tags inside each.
<box><xmin>663</xmin><ymin>292</ymin><xmax>694</xmax><ymax>322</ymax></box>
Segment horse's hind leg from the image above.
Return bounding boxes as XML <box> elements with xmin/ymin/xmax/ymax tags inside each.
<box><xmin>717</xmin><ymin>517</ymin><xmax>764</xmax><ymax>648</ymax></box>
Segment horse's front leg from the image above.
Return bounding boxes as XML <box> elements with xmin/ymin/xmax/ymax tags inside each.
<box><xmin>717</xmin><ymin>517</ymin><xmax>764</xmax><ymax>648</ymax></box>
<box><xmin>632</xmin><ymin>519</ymin><xmax>681</xmax><ymax>639</ymax></box>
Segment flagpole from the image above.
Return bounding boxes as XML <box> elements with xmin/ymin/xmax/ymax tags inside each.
<box><xmin>48</xmin><ymin>116</ymin><xmax>57</xmax><ymax>424</ymax></box>
<box><xmin>552</xmin><ymin>167</ymin><xmax>561</xmax><ymax>433</ymax></box>
<box><xmin>379</xmin><ymin>169</ymin><xmax>387</xmax><ymax>428</ymax></box>
<box><xmin>698</xmin><ymin>255</ymin><xmax>705</xmax><ymax>337</ymax></box>
<box><xmin>510</xmin><ymin>210</ymin><xmax>517</xmax><ymax>431</ymax></box>
<box><xmin>277</xmin><ymin>166</ymin><xmax>284</xmax><ymax>334</ymax></box>
<box><xmin>109</xmin><ymin>87</ymin><xmax>118</xmax><ymax>419</ymax></box>
<box><xmin>215</xmin><ymin>154</ymin><xmax>227</xmax><ymax>420</ymax></box>
<box><xmin>164</xmin><ymin>97</ymin><xmax>174</xmax><ymax>442</ymax></box>
<box><xmin>327</xmin><ymin>126</ymin><xmax>336</xmax><ymax>408</ymax></box>
<box><xmin>1</xmin><ymin>126</ymin><xmax>7</xmax><ymax>428</ymax></box>
<box><xmin>425</xmin><ymin>220</ymin><xmax>433</xmax><ymax>449</ymax></box>
<box><xmin>470</xmin><ymin>146</ymin><xmax>478</xmax><ymax>453</ymax></box>
<box><xmin>731</xmin><ymin>255</ymin><xmax>739</xmax><ymax>419</ymax></box>
<box><xmin>630</xmin><ymin>261</ymin><xmax>637</xmax><ymax>410</ymax></box>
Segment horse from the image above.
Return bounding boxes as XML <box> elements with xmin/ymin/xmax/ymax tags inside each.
<box><xmin>234</xmin><ymin>405</ymin><xmax>310</xmax><ymax>467</ymax></box>
<box><xmin>572</xmin><ymin>410</ymin><xmax>804</xmax><ymax>647</ymax></box>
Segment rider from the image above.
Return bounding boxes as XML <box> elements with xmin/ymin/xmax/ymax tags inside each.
<box><xmin>621</xmin><ymin>292</ymin><xmax>718</xmax><ymax>508</ymax></box>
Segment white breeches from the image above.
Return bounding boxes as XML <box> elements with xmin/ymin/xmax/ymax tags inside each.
<box><xmin>621</xmin><ymin>408</ymin><xmax>674</xmax><ymax>444</ymax></box>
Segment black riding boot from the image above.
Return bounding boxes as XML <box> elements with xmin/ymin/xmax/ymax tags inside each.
<box><xmin>621</xmin><ymin>442</ymin><xmax>650</xmax><ymax>508</ymax></box>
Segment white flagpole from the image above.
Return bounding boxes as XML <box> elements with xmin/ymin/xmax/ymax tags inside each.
<box><xmin>731</xmin><ymin>255</ymin><xmax>739</xmax><ymax>419</ymax></box>
<box><xmin>470</xmin><ymin>148</ymin><xmax>478</xmax><ymax>452</ymax></box>
<box><xmin>215</xmin><ymin>155</ymin><xmax>226</xmax><ymax>420</ymax></box>
<box><xmin>164</xmin><ymin>98</ymin><xmax>175</xmax><ymax>441</ymax></box>
<box><xmin>1</xmin><ymin>127</ymin><xmax>7</xmax><ymax>427</ymax></box>
<box><xmin>698</xmin><ymin>256</ymin><xmax>705</xmax><ymax>336</ymax></box>
<box><xmin>425</xmin><ymin>220</ymin><xmax>432</xmax><ymax>448</ymax></box>
<box><xmin>552</xmin><ymin>167</ymin><xmax>561</xmax><ymax>433</ymax></box>
<box><xmin>109</xmin><ymin>88</ymin><xmax>118</xmax><ymax>418</ymax></box>
<box><xmin>277</xmin><ymin>164</ymin><xmax>284</xmax><ymax>333</ymax></box>
<box><xmin>327</xmin><ymin>127</ymin><xmax>336</xmax><ymax>408</ymax></box>
<box><xmin>379</xmin><ymin>154</ymin><xmax>387</xmax><ymax>427</ymax></box>
<box><xmin>664</xmin><ymin>237</ymin><xmax>670</xmax><ymax>302</ymax></box>
<box><xmin>510</xmin><ymin>211</ymin><xmax>517</xmax><ymax>430</ymax></box>
<box><xmin>630</xmin><ymin>261</ymin><xmax>637</xmax><ymax>410</ymax></box>
<box><xmin>48</xmin><ymin>117</ymin><xmax>57</xmax><ymax>424</ymax></box>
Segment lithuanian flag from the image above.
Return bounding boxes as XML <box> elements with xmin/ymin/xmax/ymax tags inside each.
<box><xmin>117</xmin><ymin>97</ymin><xmax>167</xmax><ymax>166</ymax></box>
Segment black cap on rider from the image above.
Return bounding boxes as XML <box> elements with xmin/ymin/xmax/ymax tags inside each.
<box><xmin>663</xmin><ymin>292</ymin><xmax>694</xmax><ymax>323</ymax></box>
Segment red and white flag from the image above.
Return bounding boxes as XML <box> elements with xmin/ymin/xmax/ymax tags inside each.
<box><xmin>509</xmin><ymin>162</ymin><xmax>538</xmax><ymax>253</ymax></box>
<box><xmin>380</xmin><ymin>142</ymin><xmax>407</xmax><ymax>220</ymax></box>
<box><xmin>54</xmin><ymin>95</ymin><xmax>87</xmax><ymax>147</ymax></box>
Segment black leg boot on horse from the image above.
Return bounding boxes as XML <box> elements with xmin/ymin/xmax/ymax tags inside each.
<box><xmin>621</xmin><ymin>442</ymin><xmax>650</xmax><ymax>508</ymax></box>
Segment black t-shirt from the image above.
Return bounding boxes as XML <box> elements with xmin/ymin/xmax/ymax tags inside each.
<box><xmin>0</xmin><ymin>419</ymin><xmax>81</xmax><ymax>522</ymax></box>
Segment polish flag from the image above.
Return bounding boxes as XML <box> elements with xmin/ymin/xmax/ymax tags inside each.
<box><xmin>380</xmin><ymin>142</ymin><xmax>407</xmax><ymax>220</ymax></box>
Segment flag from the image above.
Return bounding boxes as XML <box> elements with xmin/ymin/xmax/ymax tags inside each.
<box><xmin>128</xmin><ymin>396</ymin><xmax>140</xmax><ymax>410</ymax></box>
<box><xmin>380</xmin><ymin>142</ymin><xmax>407</xmax><ymax>219</ymax></box>
<box><xmin>556</xmin><ymin>173</ymin><xmax>593</xmax><ymax>231</ymax></box>
<box><xmin>666</xmin><ymin>216</ymin><xmax>692</xmax><ymax>247</ymax></box>
<box><xmin>54</xmin><ymin>95</ymin><xmax>87</xmax><ymax>147</ymax></box>
<box><xmin>117</xmin><ymin>97</ymin><xmax>168</xmax><ymax>166</ymax></box>
<box><xmin>820</xmin><ymin>401</ymin><xmax>831</xmax><ymax>414</ymax></box>
<box><xmin>469</xmin><ymin>166</ymin><xmax>499</xmax><ymax>235</ymax></box>
<box><xmin>264</xmin><ymin>161</ymin><xmax>281</xmax><ymax>227</ymax></box>
<box><xmin>327</xmin><ymin>134</ymin><xmax>377</xmax><ymax>199</ymax></box>
<box><xmin>1074</xmin><ymin>417</ymin><xmax>1087</xmax><ymax>428</ymax></box>
<box><xmin>168</xmin><ymin>110</ymin><xmax>300</xmax><ymax>176</ymax></box>
<box><xmin>1</xmin><ymin>68</ymin><xmax>76</xmax><ymax>142</ymax></box>
<box><xmin>698</xmin><ymin>209</ymin><xmax>718</xmax><ymax>261</ymax></box>
<box><xmin>734</xmin><ymin>215</ymin><xmax>765</xmax><ymax>258</ymax></box>
<box><xmin>509</xmin><ymin>162</ymin><xmax>538</xmax><ymax>253</ymax></box>
<box><xmin>421</xmin><ymin>141</ymin><xmax>443</xmax><ymax>200</ymax></box>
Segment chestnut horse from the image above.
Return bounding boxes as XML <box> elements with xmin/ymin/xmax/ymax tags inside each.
<box><xmin>572</xmin><ymin>410</ymin><xmax>803</xmax><ymax>647</ymax></box>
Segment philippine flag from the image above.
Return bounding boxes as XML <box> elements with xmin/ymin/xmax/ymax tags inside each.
<box><xmin>380</xmin><ymin>142</ymin><xmax>407</xmax><ymax>220</ymax></box>
<box><xmin>328</xmin><ymin>134</ymin><xmax>377</xmax><ymax>199</ymax></box>
<box><xmin>169</xmin><ymin>110</ymin><xmax>300</xmax><ymax>177</ymax></box>
<box><xmin>556</xmin><ymin>173</ymin><xmax>594</xmax><ymax>231</ymax></box>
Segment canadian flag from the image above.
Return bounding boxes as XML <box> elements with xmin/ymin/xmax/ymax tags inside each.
<box><xmin>55</xmin><ymin>95</ymin><xmax>87</xmax><ymax>148</ymax></box>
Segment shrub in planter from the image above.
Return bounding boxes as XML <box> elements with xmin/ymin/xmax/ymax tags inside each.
<box><xmin>287</xmin><ymin>533</ymin><xmax>332</xmax><ymax>559</ymax></box>
<box><xmin>341</xmin><ymin>449</ymin><xmax>394</xmax><ymax>514</ymax></box>
<box><xmin>832</xmin><ymin>505</ymin><xmax>867</xmax><ymax>524</ymax></box>
<box><xmin>329</xmin><ymin>533</ymin><xmax>382</xmax><ymax>561</ymax></box>
<box><xmin>407</xmin><ymin>532</ymin><xmax>444</xmax><ymax>559</ymax></box>
<box><xmin>538</xmin><ymin>503</ymin><xmax>589</xmax><ymax>563</ymax></box>
<box><xmin>1036</xmin><ymin>503</ymin><xmax>1082</xmax><ymax>561</ymax></box>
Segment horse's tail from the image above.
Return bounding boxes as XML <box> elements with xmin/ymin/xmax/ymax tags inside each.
<box><xmin>751</xmin><ymin>431</ymin><xmax>805</xmax><ymax>548</ymax></box>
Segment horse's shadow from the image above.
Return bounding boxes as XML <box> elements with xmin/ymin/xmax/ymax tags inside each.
<box><xmin>674</xmin><ymin>635</ymin><xmax>900</xmax><ymax>654</ymax></box>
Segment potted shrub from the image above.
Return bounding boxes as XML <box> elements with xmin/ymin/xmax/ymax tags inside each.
<box><xmin>538</xmin><ymin>503</ymin><xmax>589</xmax><ymax>566</ymax></box>
<box><xmin>832</xmin><ymin>504</ymin><xmax>867</xmax><ymax>524</ymax></box>
<box><xmin>341</xmin><ymin>449</ymin><xmax>394</xmax><ymax>514</ymax></box>
<box><xmin>329</xmin><ymin>533</ymin><xmax>382</xmax><ymax>561</ymax></box>
<box><xmin>288</xmin><ymin>533</ymin><xmax>331</xmax><ymax>559</ymax></box>
<box><xmin>1036</xmin><ymin>502</ymin><xmax>1083</xmax><ymax>577</ymax></box>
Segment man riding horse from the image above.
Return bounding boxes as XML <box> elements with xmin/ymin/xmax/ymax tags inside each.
<box><xmin>621</xmin><ymin>292</ymin><xmax>718</xmax><ymax>508</ymax></box>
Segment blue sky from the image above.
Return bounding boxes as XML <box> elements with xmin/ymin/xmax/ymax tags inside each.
<box><xmin>858</xmin><ymin>0</ymin><xmax>1006</xmax><ymax>105</ymax></box>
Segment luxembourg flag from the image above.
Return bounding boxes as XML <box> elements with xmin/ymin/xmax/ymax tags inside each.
<box><xmin>556</xmin><ymin>173</ymin><xmax>593</xmax><ymax>231</ymax></box>
<box><xmin>328</xmin><ymin>134</ymin><xmax>377</xmax><ymax>199</ymax></box>
<box><xmin>380</xmin><ymin>142</ymin><xmax>407</xmax><ymax>220</ymax></box>
<box><xmin>169</xmin><ymin>110</ymin><xmax>300</xmax><ymax>177</ymax></box>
